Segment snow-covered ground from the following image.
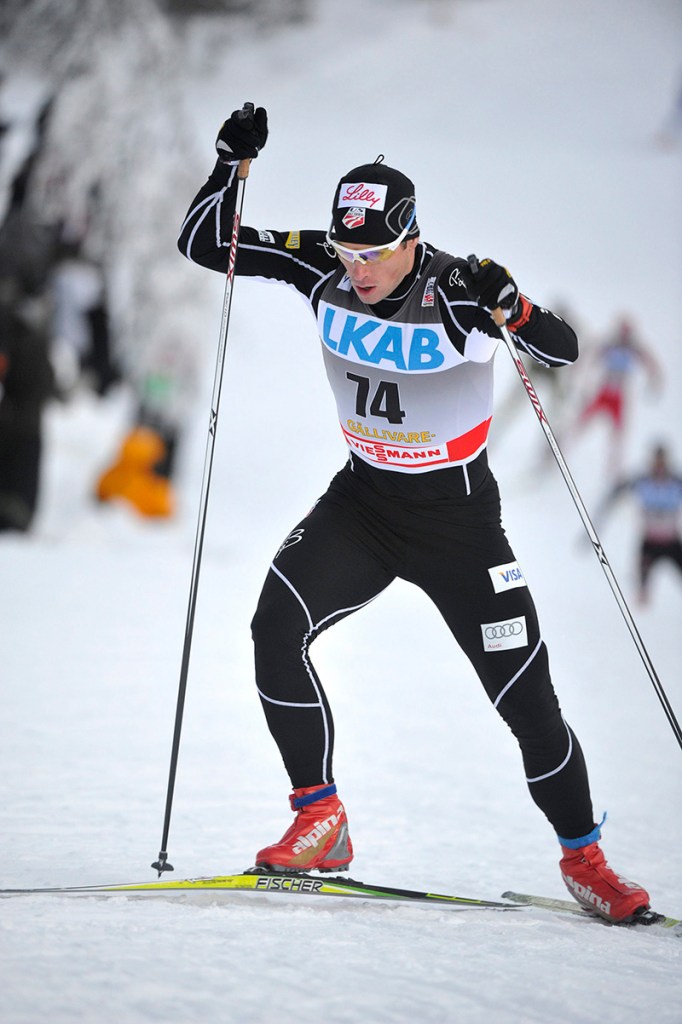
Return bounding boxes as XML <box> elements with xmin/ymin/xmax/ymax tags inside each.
<box><xmin>1</xmin><ymin>2</ymin><xmax>681</xmax><ymax>1022</ymax></box>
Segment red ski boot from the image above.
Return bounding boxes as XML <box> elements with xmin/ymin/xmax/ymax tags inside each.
<box><xmin>256</xmin><ymin>783</ymin><xmax>353</xmax><ymax>872</ymax></box>
<box><xmin>560</xmin><ymin>839</ymin><xmax>650</xmax><ymax>923</ymax></box>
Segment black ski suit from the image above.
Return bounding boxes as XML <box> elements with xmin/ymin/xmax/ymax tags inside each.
<box><xmin>178</xmin><ymin>160</ymin><xmax>595</xmax><ymax>840</ymax></box>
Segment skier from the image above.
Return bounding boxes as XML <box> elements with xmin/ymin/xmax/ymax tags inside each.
<box><xmin>596</xmin><ymin>443</ymin><xmax>682</xmax><ymax>604</ymax></box>
<box><xmin>178</xmin><ymin>104</ymin><xmax>652</xmax><ymax>924</ymax></box>
<box><xmin>565</xmin><ymin>314</ymin><xmax>662</xmax><ymax>480</ymax></box>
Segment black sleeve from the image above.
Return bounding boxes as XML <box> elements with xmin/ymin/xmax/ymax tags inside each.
<box><xmin>437</xmin><ymin>255</ymin><xmax>579</xmax><ymax>367</ymax></box>
<box><xmin>177</xmin><ymin>160</ymin><xmax>338</xmax><ymax>310</ymax></box>
<box><xmin>510</xmin><ymin>301</ymin><xmax>579</xmax><ymax>367</ymax></box>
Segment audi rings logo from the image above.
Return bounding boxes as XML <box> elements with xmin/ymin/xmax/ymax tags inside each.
<box><xmin>481</xmin><ymin>615</ymin><xmax>528</xmax><ymax>652</ymax></box>
<box><xmin>484</xmin><ymin>622</ymin><xmax>524</xmax><ymax>640</ymax></box>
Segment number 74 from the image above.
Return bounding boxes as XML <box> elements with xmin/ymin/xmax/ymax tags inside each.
<box><xmin>346</xmin><ymin>372</ymin><xmax>406</xmax><ymax>425</ymax></box>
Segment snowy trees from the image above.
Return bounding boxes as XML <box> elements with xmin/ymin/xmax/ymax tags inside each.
<box><xmin>3</xmin><ymin>0</ymin><xmax>196</xmax><ymax>344</ymax></box>
<box><xmin>0</xmin><ymin>0</ymin><xmax>217</xmax><ymax>482</ymax></box>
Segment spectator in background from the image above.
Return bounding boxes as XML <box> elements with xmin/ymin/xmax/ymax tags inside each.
<box><xmin>0</xmin><ymin>98</ymin><xmax>57</xmax><ymax>533</ymax></box>
<box><xmin>49</xmin><ymin>238</ymin><xmax>120</xmax><ymax>399</ymax></box>
<box><xmin>0</xmin><ymin>275</ymin><xmax>54</xmax><ymax>531</ymax></box>
<box><xmin>94</xmin><ymin>332</ymin><xmax>197</xmax><ymax>520</ymax></box>
<box><xmin>595</xmin><ymin>443</ymin><xmax>682</xmax><ymax>605</ymax></box>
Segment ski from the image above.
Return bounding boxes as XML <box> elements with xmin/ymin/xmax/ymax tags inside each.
<box><xmin>0</xmin><ymin>870</ymin><xmax>519</xmax><ymax>910</ymax></box>
<box><xmin>502</xmin><ymin>891</ymin><xmax>682</xmax><ymax>936</ymax></box>
<box><xmin>4</xmin><ymin>871</ymin><xmax>678</xmax><ymax>931</ymax></box>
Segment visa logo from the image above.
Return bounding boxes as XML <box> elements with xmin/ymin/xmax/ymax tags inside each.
<box><xmin>488</xmin><ymin>561</ymin><xmax>527</xmax><ymax>594</ymax></box>
<box><xmin>320</xmin><ymin>306</ymin><xmax>446</xmax><ymax>371</ymax></box>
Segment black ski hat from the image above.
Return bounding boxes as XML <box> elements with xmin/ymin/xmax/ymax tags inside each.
<box><xmin>329</xmin><ymin>156</ymin><xmax>419</xmax><ymax>245</ymax></box>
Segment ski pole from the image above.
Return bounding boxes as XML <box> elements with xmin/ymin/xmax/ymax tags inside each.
<box><xmin>466</xmin><ymin>255</ymin><xmax>682</xmax><ymax>753</ymax></box>
<box><xmin>151</xmin><ymin>154</ymin><xmax>252</xmax><ymax>876</ymax></box>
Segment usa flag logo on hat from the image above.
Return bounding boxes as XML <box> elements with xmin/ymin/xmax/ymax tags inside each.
<box><xmin>342</xmin><ymin>207</ymin><xmax>366</xmax><ymax>230</ymax></box>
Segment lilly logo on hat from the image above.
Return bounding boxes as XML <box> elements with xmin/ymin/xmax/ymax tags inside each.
<box><xmin>338</xmin><ymin>182</ymin><xmax>387</xmax><ymax>210</ymax></box>
<box><xmin>342</xmin><ymin>207</ymin><xmax>366</xmax><ymax>230</ymax></box>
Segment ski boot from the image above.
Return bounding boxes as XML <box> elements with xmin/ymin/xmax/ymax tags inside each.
<box><xmin>559</xmin><ymin>823</ymin><xmax>650</xmax><ymax>923</ymax></box>
<box><xmin>256</xmin><ymin>783</ymin><xmax>353</xmax><ymax>873</ymax></box>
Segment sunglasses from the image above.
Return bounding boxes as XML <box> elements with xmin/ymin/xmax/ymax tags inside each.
<box><xmin>327</xmin><ymin>209</ymin><xmax>416</xmax><ymax>265</ymax></box>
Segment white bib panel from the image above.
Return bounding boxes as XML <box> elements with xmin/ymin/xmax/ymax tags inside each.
<box><xmin>317</xmin><ymin>253</ymin><xmax>496</xmax><ymax>473</ymax></box>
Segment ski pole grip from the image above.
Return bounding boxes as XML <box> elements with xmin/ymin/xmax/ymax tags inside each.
<box><xmin>235</xmin><ymin>102</ymin><xmax>254</xmax><ymax>179</ymax></box>
<box><xmin>467</xmin><ymin>254</ymin><xmax>507</xmax><ymax>328</ymax></box>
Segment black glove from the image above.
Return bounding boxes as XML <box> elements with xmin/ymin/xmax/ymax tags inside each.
<box><xmin>215</xmin><ymin>103</ymin><xmax>268</xmax><ymax>163</ymax></box>
<box><xmin>464</xmin><ymin>256</ymin><xmax>519</xmax><ymax>313</ymax></box>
